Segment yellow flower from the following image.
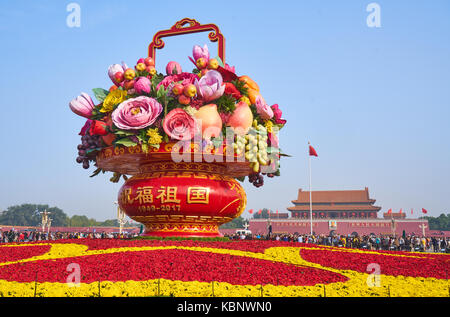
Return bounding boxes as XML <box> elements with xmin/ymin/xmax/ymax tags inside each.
<box><xmin>146</xmin><ymin>128</ymin><xmax>163</xmax><ymax>145</ymax></box>
<box><xmin>239</xmin><ymin>96</ymin><xmax>251</xmax><ymax>106</ymax></box>
<box><xmin>101</xmin><ymin>89</ymin><xmax>127</xmax><ymax>113</ymax></box>
<box><xmin>264</xmin><ymin>120</ymin><xmax>273</xmax><ymax>133</ymax></box>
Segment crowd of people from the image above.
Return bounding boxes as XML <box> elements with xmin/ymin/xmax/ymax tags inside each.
<box><xmin>225</xmin><ymin>232</ymin><xmax>450</xmax><ymax>253</ymax></box>
<box><xmin>1</xmin><ymin>228</ymin><xmax>449</xmax><ymax>253</ymax></box>
<box><xmin>0</xmin><ymin>229</ymin><xmax>138</xmax><ymax>243</ymax></box>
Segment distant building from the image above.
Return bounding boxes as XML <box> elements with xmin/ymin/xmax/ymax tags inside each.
<box><xmin>268</xmin><ymin>212</ymin><xmax>289</xmax><ymax>219</ymax></box>
<box><xmin>383</xmin><ymin>212</ymin><xmax>406</xmax><ymax>219</ymax></box>
<box><xmin>249</xmin><ymin>187</ymin><xmax>429</xmax><ymax>236</ymax></box>
<box><xmin>287</xmin><ymin>187</ymin><xmax>381</xmax><ymax>219</ymax></box>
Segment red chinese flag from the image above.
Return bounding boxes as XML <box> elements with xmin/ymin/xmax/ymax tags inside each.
<box><xmin>387</xmin><ymin>208</ymin><xmax>392</xmax><ymax>214</ymax></box>
<box><xmin>309</xmin><ymin>145</ymin><xmax>318</xmax><ymax>157</ymax></box>
<box><xmin>258</xmin><ymin>209</ymin><xmax>262</xmax><ymax>214</ymax></box>
<box><xmin>248</xmin><ymin>209</ymin><xmax>253</xmax><ymax>214</ymax></box>
<box><xmin>399</xmin><ymin>208</ymin><xmax>403</xmax><ymax>214</ymax></box>
<box><xmin>411</xmin><ymin>208</ymin><xmax>413</xmax><ymax>215</ymax></box>
<box><xmin>276</xmin><ymin>210</ymin><xmax>279</xmax><ymax>214</ymax></box>
<box><xmin>422</xmin><ymin>208</ymin><xmax>428</xmax><ymax>214</ymax></box>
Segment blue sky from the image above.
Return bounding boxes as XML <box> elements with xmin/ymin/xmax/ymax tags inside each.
<box><xmin>0</xmin><ymin>0</ymin><xmax>449</xmax><ymax>220</ymax></box>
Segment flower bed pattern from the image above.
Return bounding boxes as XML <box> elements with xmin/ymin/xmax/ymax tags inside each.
<box><xmin>0</xmin><ymin>239</ymin><xmax>448</xmax><ymax>297</ymax></box>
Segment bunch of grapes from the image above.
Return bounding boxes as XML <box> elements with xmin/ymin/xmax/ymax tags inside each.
<box><xmin>76</xmin><ymin>134</ymin><xmax>102</xmax><ymax>169</ymax></box>
<box><xmin>248</xmin><ymin>172</ymin><xmax>264</xmax><ymax>188</ymax></box>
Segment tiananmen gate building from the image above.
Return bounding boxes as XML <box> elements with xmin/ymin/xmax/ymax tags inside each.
<box><xmin>287</xmin><ymin>187</ymin><xmax>381</xmax><ymax>219</ymax></box>
<box><xmin>249</xmin><ymin>187</ymin><xmax>430</xmax><ymax>236</ymax></box>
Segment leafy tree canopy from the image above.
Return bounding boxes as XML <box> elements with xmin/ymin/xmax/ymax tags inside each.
<box><xmin>0</xmin><ymin>203</ymin><xmax>126</xmax><ymax>227</ymax></box>
<box><xmin>420</xmin><ymin>213</ymin><xmax>450</xmax><ymax>231</ymax></box>
<box><xmin>219</xmin><ymin>216</ymin><xmax>246</xmax><ymax>229</ymax></box>
<box><xmin>0</xmin><ymin>204</ymin><xmax>68</xmax><ymax>227</ymax></box>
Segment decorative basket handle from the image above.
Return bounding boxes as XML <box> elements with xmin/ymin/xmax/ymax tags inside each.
<box><xmin>148</xmin><ymin>18</ymin><xmax>226</xmax><ymax>65</ymax></box>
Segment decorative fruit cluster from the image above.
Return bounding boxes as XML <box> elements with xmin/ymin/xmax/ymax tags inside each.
<box><xmin>171</xmin><ymin>83</ymin><xmax>197</xmax><ymax>105</ymax></box>
<box><xmin>76</xmin><ymin>134</ymin><xmax>101</xmax><ymax>170</ymax></box>
<box><xmin>69</xmin><ymin>44</ymin><xmax>287</xmax><ymax>187</ymax></box>
<box><xmin>233</xmin><ymin>123</ymin><xmax>271</xmax><ymax>173</ymax></box>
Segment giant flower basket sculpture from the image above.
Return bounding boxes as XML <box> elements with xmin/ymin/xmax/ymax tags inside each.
<box><xmin>69</xmin><ymin>18</ymin><xmax>287</xmax><ymax>237</ymax></box>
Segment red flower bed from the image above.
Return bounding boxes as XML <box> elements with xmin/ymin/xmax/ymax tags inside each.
<box><xmin>0</xmin><ymin>245</ymin><xmax>51</xmax><ymax>263</ymax></box>
<box><xmin>300</xmin><ymin>248</ymin><xmax>449</xmax><ymax>279</ymax></box>
<box><xmin>39</xmin><ymin>238</ymin><xmax>298</xmax><ymax>254</ymax></box>
<box><xmin>0</xmin><ymin>249</ymin><xmax>347</xmax><ymax>286</ymax></box>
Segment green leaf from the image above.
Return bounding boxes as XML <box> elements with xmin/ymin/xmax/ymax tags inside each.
<box><xmin>214</xmin><ymin>94</ymin><xmax>236</xmax><ymax>114</ymax></box>
<box><xmin>232</xmin><ymin>79</ymin><xmax>249</xmax><ymax>97</ymax></box>
<box><xmin>89</xmin><ymin>168</ymin><xmax>103</xmax><ymax>178</ymax></box>
<box><xmin>215</xmin><ymin>56</ymin><xmax>225</xmax><ymax>68</ymax></box>
<box><xmin>92</xmin><ymin>88</ymin><xmax>109</xmax><ymax>103</ymax></box>
<box><xmin>86</xmin><ymin>148</ymin><xmax>101</xmax><ymax>154</ymax></box>
<box><xmin>114</xmin><ymin>130</ymin><xmax>136</xmax><ymax>136</ymax></box>
<box><xmin>148</xmin><ymin>143</ymin><xmax>160</xmax><ymax>150</ymax></box>
<box><xmin>156</xmin><ymin>85</ymin><xmax>166</xmax><ymax>99</ymax></box>
<box><xmin>235</xmin><ymin>176</ymin><xmax>246</xmax><ymax>182</ymax></box>
<box><xmin>211</xmin><ymin>137</ymin><xmax>223</xmax><ymax>149</ymax></box>
<box><xmin>267</xmin><ymin>147</ymin><xmax>280</xmax><ymax>154</ymax></box>
<box><xmin>114</xmin><ymin>137</ymin><xmax>138</xmax><ymax>147</ymax></box>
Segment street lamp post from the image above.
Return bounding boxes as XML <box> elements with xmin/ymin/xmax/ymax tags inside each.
<box><xmin>47</xmin><ymin>218</ymin><xmax>53</xmax><ymax>237</ymax></box>
<box><xmin>40</xmin><ymin>210</ymin><xmax>51</xmax><ymax>234</ymax></box>
<box><xmin>115</xmin><ymin>201</ymin><xmax>126</xmax><ymax>235</ymax></box>
<box><xmin>419</xmin><ymin>223</ymin><xmax>427</xmax><ymax>237</ymax></box>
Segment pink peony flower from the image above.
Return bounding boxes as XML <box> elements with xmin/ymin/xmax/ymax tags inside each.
<box><xmin>271</xmin><ymin>104</ymin><xmax>286</xmax><ymax>125</ymax></box>
<box><xmin>111</xmin><ymin>96</ymin><xmax>162</xmax><ymax>130</ymax></box>
<box><xmin>255</xmin><ymin>95</ymin><xmax>274</xmax><ymax>120</ymax></box>
<box><xmin>156</xmin><ymin>72</ymin><xmax>198</xmax><ymax>90</ymax></box>
<box><xmin>69</xmin><ymin>92</ymin><xmax>95</xmax><ymax>118</ymax></box>
<box><xmin>166</xmin><ymin>61</ymin><xmax>182</xmax><ymax>75</ymax></box>
<box><xmin>163</xmin><ymin>108</ymin><xmax>198</xmax><ymax>141</ymax></box>
<box><xmin>195</xmin><ymin>70</ymin><xmax>225</xmax><ymax>102</ymax></box>
<box><xmin>134</xmin><ymin>77</ymin><xmax>151</xmax><ymax>94</ymax></box>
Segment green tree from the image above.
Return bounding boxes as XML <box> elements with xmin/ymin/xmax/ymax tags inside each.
<box><xmin>0</xmin><ymin>204</ymin><xmax>69</xmax><ymax>226</ymax></box>
<box><xmin>68</xmin><ymin>215</ymin><xmax>98</xmax><ymax>227</ymax></box>
<box><xmin>219</xmin><ymin>216</ymin><xmax>246</xmax><ymax>229</ymax></box>
<box><xmin>420</xmin><ymin>213</ymin><xmax>450</xmax><ymax>231</ymax></box>
<box><xmin>97</xmin><ymin>219</ymin><xmax>120</xmax><ymax>227</ymax></box>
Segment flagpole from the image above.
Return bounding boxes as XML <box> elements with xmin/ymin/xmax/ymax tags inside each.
<box><xmin>308</xmin><ymin>144</ymin><xmax>313</xmax><ymax>236</ymax></box>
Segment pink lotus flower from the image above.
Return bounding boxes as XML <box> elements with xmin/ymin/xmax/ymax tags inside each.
<box><xmin>193</xmin><ymin>44</ymin><xmax>209</xmax><ymax>61</ymax></box>
<box><xmin>163</xmin><ymin>108</ymin><xmax>198</xmax><ymax>141</ymax></box>
<box><xmin>134</xmin><ymin>77</ymin><xmax>151</xmax><ymax>94</ymax></box>
<box><xmin>69</xmin><ymin>92</ymin><xmax>95</xmax><ymax>118</ymax></box>
<box><xmin>166</xmin><ymin>61</ymin><xmax>182</xmax><ymax>75</ymax></box>
<box><xmin>271</xmin><ymin>104</ymin><xmax>286</xmax><ymax>125</ymax></box>
<box><xmin>255</xmin><ymin>95</ymin><xmax>274</xmax><ymax>120</ymax></box>
<box><xmin>195</xmin><ymin>70</ymin><xmax>225</xmax><ymax>102</ymax></box>
<box><xmin>111</xmin><ymin>96</ymin><xmax>162</xmax><ymax>130</ymax></box>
